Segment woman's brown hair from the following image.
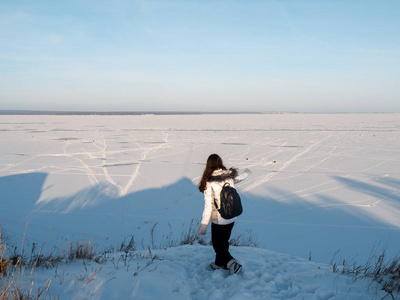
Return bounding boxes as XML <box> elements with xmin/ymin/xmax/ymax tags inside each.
<box><xmin>198</xmin><ymin>154</ymin><xmax>226</xmax><ymax>192</ymax></box>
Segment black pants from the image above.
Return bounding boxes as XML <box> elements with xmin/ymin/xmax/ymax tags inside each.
<box><xmin>211</xmin><ymin>222</ymin><xmax>234</xmax><ymax>267</ymax></box>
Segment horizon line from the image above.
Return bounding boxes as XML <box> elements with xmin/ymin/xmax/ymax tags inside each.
<box><xmin>0</xmin><ymin>110</ymin><xmax>396</xmax><ymax>116</ymax></box>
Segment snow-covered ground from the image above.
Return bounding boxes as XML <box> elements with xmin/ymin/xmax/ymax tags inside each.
<box><xmin>1</xmin><ymin>113</ymin><xmax>400</xmax><ymax>299</ymax></box>
<box><xmin>25</xmin><ymin>245</ymin><xmax>387</xmax><ymax>299</ymax></box>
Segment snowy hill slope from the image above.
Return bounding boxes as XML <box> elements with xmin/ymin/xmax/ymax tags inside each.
<box><xmin>27</xmin><ymin>245</ymin><xmax>387</xmax><ymax>300</ymax></box>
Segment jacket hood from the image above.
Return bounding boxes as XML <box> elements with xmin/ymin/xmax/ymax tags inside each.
<box><xmin>207</xmin><ymin>168</ymin><xmax>238</xmax><ymax>182</ymax></box>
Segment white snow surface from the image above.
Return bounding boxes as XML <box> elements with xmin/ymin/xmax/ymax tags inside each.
<box><xmin>30</xmin><ymin>245</ymin><xmax>387</xmax><ymax>300</ymax></box>
<box><xmin>1</xmin><ymin>113</ymin><xmax>400</xmax><ymax>299</ymax></box>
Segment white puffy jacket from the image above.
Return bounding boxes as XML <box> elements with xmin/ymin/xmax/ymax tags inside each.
<box><xmin>200</xmin><ymin>168</ymin><xmax>248</xmax><ymax>226</ymax></box>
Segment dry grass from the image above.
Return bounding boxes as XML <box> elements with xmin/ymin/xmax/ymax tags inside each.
<box><xmin>1</xmin><ymin>220</ymin><xmax>260</xmax><ymax>299</ymax></box>
<box><xmin>179</xmin><ymin>219</ymin><xmax>208</xmax><ymax>246</ymax></box>
<box><xmin>1</xmin><ymin>226</ymin><xmax>53</xmax><ymax>300</ymax></box>
<box><xmin>1</xmin><ymin>228</ymin><xmax>105</xmax><ymax>299</ymax></box>
<box><xmin>0</xmin><ymin>230</ymin><xmax>9</xmax><ymax>278</ymax></box>
<box><xmin>230</xmin><ymin>229</ymin><xmax>258</xmax><ymax>247</ymax></box>
<box><xmin>67</xmin><ymin>239</ymin><xmax>97</xmax><ymax>262</ymax></box>
<box><xmin>332</xmin><ymin>246</ymin><xmax>400</xmax><ymax>300</ymax></box>
<box><xmin>143</xmin><ymin>219</ymin><xmax>258</xmax><ymax>249</ymax></box>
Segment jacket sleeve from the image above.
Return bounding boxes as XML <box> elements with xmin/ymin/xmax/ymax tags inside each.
<box><xmin>200</xmin><ymin>183</ymin><xmax>213</xmax><ymax>226</ymax></box>
<box><xmin>234</xmin><ymin>170</ymin><xmax>248</xmax><ymax>184</ymax></box>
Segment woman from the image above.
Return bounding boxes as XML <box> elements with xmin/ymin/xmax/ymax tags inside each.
<box><xmin>198</xmin><ymin>154</ymin><xmax>251</xmax><ymax>275</ymax></box>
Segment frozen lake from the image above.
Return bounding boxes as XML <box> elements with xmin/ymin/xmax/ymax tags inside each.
<box><xmin>1</xmin><ymin>113</ymin><xmax>400</xmax><ymax>264</ymax></box>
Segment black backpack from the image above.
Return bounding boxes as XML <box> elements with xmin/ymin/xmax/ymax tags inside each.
<box><xmin>214</xmin><ymin>183</ymin><xmax>243</xmax><ymax>219</ymax></box>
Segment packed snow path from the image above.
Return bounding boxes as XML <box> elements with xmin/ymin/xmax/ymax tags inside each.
<box><xmin>43</xmin><ymin>245</ymin><xmax>385</xmax><ymax>299</ymax></box>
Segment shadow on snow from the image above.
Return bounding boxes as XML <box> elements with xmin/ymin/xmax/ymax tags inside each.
<box><xmin>1</xmin><ymin>172</ymin><xmax>400</xmax><ymax>263</ymax></box>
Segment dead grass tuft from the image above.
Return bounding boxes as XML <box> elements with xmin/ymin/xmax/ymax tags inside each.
<box><xmin>332</xmin><ymin>245</ymin><xmax>400</xmax><ymax>299</ymax></box>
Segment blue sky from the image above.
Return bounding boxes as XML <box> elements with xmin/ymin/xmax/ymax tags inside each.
<box><xmin>1</xmin><ymin>0</ymin><xmax>399</xmax><ymax>112</ymax></box>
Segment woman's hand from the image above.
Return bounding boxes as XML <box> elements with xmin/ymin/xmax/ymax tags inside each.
<box><xmin>198</xmin><ymin>224</ymin><xmax>207</xmax><ymax>235</ymax></box>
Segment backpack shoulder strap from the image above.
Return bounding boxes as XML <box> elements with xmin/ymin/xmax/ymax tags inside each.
<box><xmin>223</xmin><ymin>182</ymin><xmax>230</xmax><ymax>188</ymax></box>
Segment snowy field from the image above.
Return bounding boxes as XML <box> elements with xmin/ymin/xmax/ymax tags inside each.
<box><xmin>1</xmin><ymin>113</ymin><xmax>400</xmax><ymax>299</ymax></box>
